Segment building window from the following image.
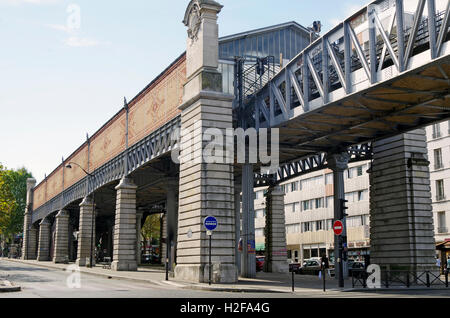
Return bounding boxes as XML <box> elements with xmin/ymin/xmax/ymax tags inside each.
<box><xmin>434</xmin><ymin>148</ymin><xmax>443</xmax><ymax>170</ymax></box>
<box><xmin>346</xmin><ymin>168</ymin><xmax>353</xmax><ymax>179</ymax></box>
<box><xmin>326</xmin><ymin>219</ymin><xmax>333</xmax><ymax>230</ymax></box>
<box><xmin>256</xmin><ymin>209</ymin><xmax>265</xmax><ymax>218</ymax></box>
<box><xmin>357</xmin><ymin>165</ymin><xmax>364</xmax><ymax>176</ymax></box>
<box><xmin>302</xmin><ymin>200</ymin><xmax>311</xmax><ymax>211</ymax></box>
<box><xmin>325</xmin><ymin>173</ymin><xmax>333</xmax><ymax>185</ymax></box>
<box><xmin>316</xmin><ymin>220</ymin><xmax>324</xmax><ymax>231</ymax></box>
<box><xmin>432</xmin><ymin>123</ymin><xmax>441</xmax><ymax>139</ymax></box>
<box><xmin>358</xmin><ymin>190</ymin><xmax>367</xmax><ymax>201</ymax></box>
<box><xmin>302</xmin><ymin>222</ymin><xmax>311</xmax><ymax>232</ymax></box>
<box><xmin>315</xmin><ymin>197</ymin><xmax>324</xmax><ymax>209</ymax></box>
<box><xmin>291</xmin><ymin>181</ymin><xmax>298</xmax><ymax>192</ymax></box>
<box><xmin>326</xmin><ymin>196</ymin><xmax>333</xmax><ymax>209</ymax></box>
<box><xmin>436</xmin><ymin>179</ymin><xmax>446</xmax><ymax>201</ymax></box>
<box><xmin>437</xmin><ymin>212</ymin><xmax>447</xmax><ymax>233</ymax></box>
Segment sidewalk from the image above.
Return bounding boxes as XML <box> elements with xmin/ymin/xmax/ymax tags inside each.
<box><xmin>2</xmin><ymin>258</ymin><xmax>351</xmax><ymax>294</ymax></box>
<box><xmin>4</xmin><ymin>258</ymin><xmax>450</xmax><ymax>294</ymax></box>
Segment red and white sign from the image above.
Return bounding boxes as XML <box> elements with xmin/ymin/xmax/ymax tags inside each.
<box><xmin>333</xmin><ymin>220</ymin><xmax>344</xmax><ymax>236</ymax></box>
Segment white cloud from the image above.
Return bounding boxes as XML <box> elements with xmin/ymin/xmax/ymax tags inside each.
<box><xmin>45</xmin><ymin>23</ymin><xmax>71</xmax><ymax>33</ymax></box>
<box><xmin>0</xmin><ymin>0</ymin><xmax>60</xmax><ymax>5</ymax></box>
<box><xmin>63</xmin><ymin>36</ymin><xmax>100</xmax><ymax>48</ymax></box>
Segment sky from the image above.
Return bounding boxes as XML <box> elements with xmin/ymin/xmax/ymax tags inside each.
<box><xmin>0</xmin><ymin>0</ymin><xmax>396</xmax><ymax>183</ymax></box>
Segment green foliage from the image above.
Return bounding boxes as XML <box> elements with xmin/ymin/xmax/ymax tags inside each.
<box><xmin>141</xmin><ymin>214</ymin><xmax>161</xmax><ymax>243</ymax></box>
<box><xmin>0</xmin><ymin>163</ymin><xmax>33</xmax><ymax>241</ymax></box>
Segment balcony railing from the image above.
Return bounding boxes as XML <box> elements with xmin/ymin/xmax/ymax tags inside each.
<box><xmin>438</xmin><ymin>227</ymin><xmax>448</xmax><ymax>234</ymax></box>
<box><xmin>432</xmin><ymin>132</ymin><xmax>442</xmax><ymax>139</ymax></box>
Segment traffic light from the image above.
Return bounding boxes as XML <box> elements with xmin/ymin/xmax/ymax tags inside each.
<box><xmin>339</xmin><ymin>199</ymin><xmax>348</xmax><ymax>218</ymax></box>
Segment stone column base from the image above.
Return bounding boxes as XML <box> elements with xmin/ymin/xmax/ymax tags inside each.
<box><xmin>271</xmin><ymin>261</ymin><xmax>289</xmax><ymax>274</ymax></box>
<box><xmin>111</xmin><ymin>260</ymin><xmax>137</xmax><ymax>271</ymax></box>
<box><xmin>76</xmin><ymin>257</ymin><xmax>95</xmax><ymax>267</ymax></box>
<box><xmin>175</xmin><ymin>264</ymin><xmax>238</xmax><ymax>284</ymax></box>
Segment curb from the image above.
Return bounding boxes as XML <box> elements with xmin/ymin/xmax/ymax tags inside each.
<box><xmin>0</xmin><ymin>280</ymin><xmax>21</xmax><ymax>293</ymax></box>
<box><xmin>343</xmin><ymin>287</ymin><xmax>450</xmax><ymax>292</ymax></box>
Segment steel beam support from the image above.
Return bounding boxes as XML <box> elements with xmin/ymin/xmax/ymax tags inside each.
<box><xmin>395</xmin><ymin>0</ymin><xmax>405</xmax><ymax>72</ymax></box>
<box><xmin>328</xmin><ymin>153</ymin><xmax>350</xmax><ymax>287</ymax></box>
<box><xmin>241</xmin><ymin>164</ymin><xmax>256</xmax><ymax>278</ymax></box>
<box><xmin>427</xmin><ymin>0</ymin><xmax>438</xmax><ymax>60</ymax></box>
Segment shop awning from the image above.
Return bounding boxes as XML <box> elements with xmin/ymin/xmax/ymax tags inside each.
<box><xmin>256</xmin><ymin>243</ymin><xmax>265</xmax><ymax>251</ymax></box>
<box><xmin>436</xmin><ymin>240</ymin><xmax>450</xmax><ymax>250</ymax></box>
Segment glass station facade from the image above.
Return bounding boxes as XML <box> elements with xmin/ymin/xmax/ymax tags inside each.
<box><xmin>218</xmin><ymin>22</ymin><xmax>311</xmax><ymax>95</ymax></box>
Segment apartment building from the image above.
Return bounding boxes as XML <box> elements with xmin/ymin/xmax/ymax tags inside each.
<box><xmin>426</xmin><ymin>120</ymin><xmax>450</xmax><ymax>257</ymax></box>
<box><xmin>254</xmin><ymin>161</ymin><xmax>371</xmax><ymax>264</ymax></box>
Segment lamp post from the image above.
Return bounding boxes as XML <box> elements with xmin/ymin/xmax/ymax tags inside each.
<box><xmin>66</xmin><ymin>162</ymin><xmax>95</xmax><ymax>268</ymax></box>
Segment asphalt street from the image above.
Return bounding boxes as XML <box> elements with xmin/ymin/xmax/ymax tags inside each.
<box><xmin>1</xmin><ymin>259</ymin><xmax>450</xmax><ymax>298</ymax></box>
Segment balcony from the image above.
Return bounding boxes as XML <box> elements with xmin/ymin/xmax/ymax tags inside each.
<box><xmin>432</xmin><ymin>132</ymin><xmax>442</xmax><ymax>139</ymax></box>
<box><xmin>437</xmin><ymin>227</ymin><xmax>448</xmax><ymax>234</ymax></box>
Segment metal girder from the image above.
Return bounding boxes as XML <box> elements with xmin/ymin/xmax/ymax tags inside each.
<box><xmin>31</xmin><ymin>116</ymin><xmax>181</xmax><ymax>224</ymax></box>
<box><xmin>251</xmin><ymin>0</ymin><xmax>449</xmax><ymax>130</ymax></box>
<box><xmin>254</xmin><ymin>142</ymin><xmax>372</xmax><ymax>187</ymax></box>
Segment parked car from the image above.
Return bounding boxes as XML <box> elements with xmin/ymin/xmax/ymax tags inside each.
<box><xmin>296</xmin><ymin>259</ymin><xmax>322</xmax><ymax>275</ymax></box>
<box><xmin>142</xmin><ymin>253</ymin><xmax>160</xmax><ymax>264</ymax></box>
<box><xmin>256</xmin><ymin>256</ymin><xmax>265</xmax><ymax>272</ymax></box>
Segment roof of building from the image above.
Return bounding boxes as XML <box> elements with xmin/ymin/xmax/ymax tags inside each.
<box><xmin>219</xmin><ymin>21</ymin><xmax>311</xmax><ymax>43</ymax></box>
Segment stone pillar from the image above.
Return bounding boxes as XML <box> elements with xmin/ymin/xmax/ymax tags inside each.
<box><xmin>37</xmin><ymin>218</ymin><xmax>51</xmax><ymax>261</ymax></box>
<box><xmin>22</xmin><ymin>178</ymin><xmax>37</xmax><ymax>260</ymax></box>
<box><xmin>328</xmin><ymin>153</ymin><xmax>350</xmax><ymax>282</ymax></box>
<box><xmin>136</xmin><ymin>209</ymin><xmax>144</xmax><ymax>266</ymax></box>
<box><xmin>76</xmin><ymin>196</ymin><xmax>96</xmax><ymax>267</ymax></box>
<box><xmin>241</xmin><ymin>164</ymin><xmax>256</xmax><ymax>278</ymax></box>
<box><xmin>175</xmin><ymin>0</ymin><xmax>237</xmax><ymax>283</ymax></box>
<box><xmin>112</xmin><ymin>177</ymin><xmax>138</xmax><ymax>271</ymax></box>
<box><xmin>53</xmin><ymin>210</ymin><xmax>70</xmax><ymax>263</ymax></box>
<box><xmin>264</xmin><ymin>186</ymin><xmax>288</xmax><ymax>273</ymax></box>
<box><xmin>369</xmin><ymin>130</ymin><xmax>436</xmax><ymax>272</ymax></box>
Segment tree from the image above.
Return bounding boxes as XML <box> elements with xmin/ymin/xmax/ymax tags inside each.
<box><xmin>0</xmin><ymin>164</ymin><xmax>33</xmax><ymax>242</ymax></box>
<box><xmin>141</xmin><ymin>214</ymin><xmax>161</xmax><ymax>245</ymax></box>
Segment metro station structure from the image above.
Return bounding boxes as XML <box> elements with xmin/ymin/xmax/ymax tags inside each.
<box><xmin>22</xmin><ymin>0</ymin><xmax>450</xmax><ymax>283</ymax></box>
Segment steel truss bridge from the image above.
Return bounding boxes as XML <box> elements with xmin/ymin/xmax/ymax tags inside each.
<box><xmin>32</xmin><ymin>0</ymin><xmax>450</xmax><ymax>224</ymax></box>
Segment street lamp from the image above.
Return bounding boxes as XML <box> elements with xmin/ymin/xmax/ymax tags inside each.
<box><xmin>66</xmin><ymin>162</ymin><xmax>95</xmax><ymax>268</ymax></box>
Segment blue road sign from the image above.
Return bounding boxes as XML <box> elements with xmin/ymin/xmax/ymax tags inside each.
<box><xmin>204</xmin><ymin>216</ymin><xmax>218</xmax><ymax>231</ymax></box>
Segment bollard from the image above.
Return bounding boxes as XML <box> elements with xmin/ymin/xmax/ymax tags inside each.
<box><xmin>322</xmin><ymin>267</ymin><xmax>326</xmax><ymax>292</ymax></box>
<box><xmin>406</xmin><ymin>272</ymin><xmax>410</xmax><ymax>288</ymax></box>
<box><xmin>292</xmin><ymin>270</ymin><xmax>295</xmax><ymax>292</ymax></box>
<box><xmin>426</xmin><ymin>272</ymin><xmax>430</xmax><ymax>288</ymax></box>
<box><xmin>446</xmin><ymin>269</ymin><xmax>448</xmax><ymax>288</ymax></box>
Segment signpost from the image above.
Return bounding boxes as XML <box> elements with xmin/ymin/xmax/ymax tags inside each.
<box><xmin>333</xmin><ymin>219</ymin><xmax>345</xmax><ymax>287</ymax></box>
<box><xmin>333</xmin><ymin>220</ymin><xmax>344</xmax><ymax>236</ymax></box>
<box><xmin>204</xmin><ymin>216</ymin><xmax>218</xmax><ymax>285</ymax></box>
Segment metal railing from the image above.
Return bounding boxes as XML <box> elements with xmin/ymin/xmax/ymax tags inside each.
<box><xmin>438</xmin><ymin>227</ymin><xmax>448</xmax><ymax>234</ymax></box>
<box><xmin>352</xmin><ymin>269</ymin><xmax>449</xmax><ymax>288</ymax></box>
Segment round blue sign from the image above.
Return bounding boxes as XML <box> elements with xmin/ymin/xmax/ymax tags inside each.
<box><xmin>204</xmin><ymin>216</ymin><xmax>218</xmax><ymax>231</ymax></box>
